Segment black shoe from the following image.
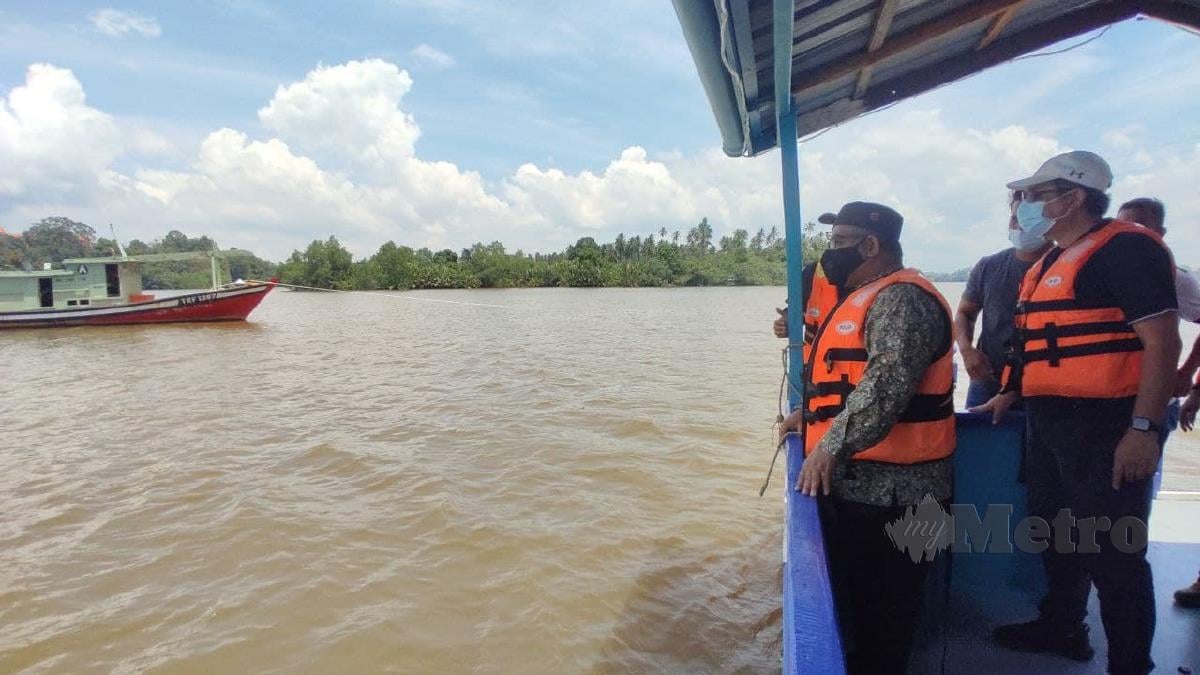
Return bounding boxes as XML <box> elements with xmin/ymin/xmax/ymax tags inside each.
<box><xmin>992</xmin><ymin>619</ymin><xmax>1095</xmax><ymax>662</ymax></box>
<box><xmin>1176</xmin><ymin>578</ymin><xmax>1200</xmax><ymax>608</ymax></box>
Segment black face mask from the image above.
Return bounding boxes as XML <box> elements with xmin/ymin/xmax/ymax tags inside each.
<box><xmin>819</xmin><ymin>238</ymin><xmax>866</xmax><ymax>289</ymax></box>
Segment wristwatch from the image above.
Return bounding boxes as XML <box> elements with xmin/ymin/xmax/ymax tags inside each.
<box><xmin>1130</xmin><ymin>416</ymin><xmax>1161</xmax><ymax>433</ymax></box>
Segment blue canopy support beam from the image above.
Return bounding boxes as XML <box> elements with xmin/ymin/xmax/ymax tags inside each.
<box><xmin>774</xmin><ymin>2</ymin><xmax>804</xmax><ymax>409</ymax></box>
<box><xmin>774</xmin><ymin>1</ymin><xmax>846</xmax><ymax>674</ymax></box>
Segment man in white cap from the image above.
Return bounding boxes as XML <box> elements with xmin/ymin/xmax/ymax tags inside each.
<box><xmin>974</xmin><ymin>151</ymin><xmax>1179</xmax><ymax>675</ymax></box>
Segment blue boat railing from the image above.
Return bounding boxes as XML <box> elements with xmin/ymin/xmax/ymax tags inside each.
<box><xmin>782</xmin><ymin>411</ymin><xmax>1040</xmax><ymax>674</ymax></box>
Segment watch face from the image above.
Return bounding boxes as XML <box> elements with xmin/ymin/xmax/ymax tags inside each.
<box><xmin>1132</xmin><ymin>418</ymin><xmax>1151</xmax><ymax>431</ymax></box>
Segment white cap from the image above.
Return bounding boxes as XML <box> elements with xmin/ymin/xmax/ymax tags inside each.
<box><xmin>1006</xmin><ymin>151</ymin><xmax>1113</xmax><ymax>192</ymax></box>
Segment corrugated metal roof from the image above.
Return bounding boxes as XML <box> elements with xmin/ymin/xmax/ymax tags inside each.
<box><xmin>673</xmin><ymin>0</ymin><xmax>1200</xmax><ymax>156</ymax></box>
<box><xmin>64</xmin><ymin>252</ymin><xmax>215</xmax><ymax>264</ymax></box>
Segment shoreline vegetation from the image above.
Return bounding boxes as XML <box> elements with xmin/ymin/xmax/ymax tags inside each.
<box><xmin>1</xmin><ymin>216</ymin><xmax>972</xmax><ymax>290</ymax></box>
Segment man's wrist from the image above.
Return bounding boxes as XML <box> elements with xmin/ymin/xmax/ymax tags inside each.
<box><xmin>815</xmin><ymin>439</ymin><xmax>841</xmax><ymax>459</ymax></box>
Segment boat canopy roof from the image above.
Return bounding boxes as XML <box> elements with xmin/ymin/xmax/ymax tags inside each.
<box><xmin>672</xmin><ymin>0</ymin><xmax>1200</xmax><ymax>157</ymax></box>
<box><xmin>63</xmin><ymin>252</ymin><xmax>218</xmax><ymax>264</ymax></box>
<box><xmin>0</xmin><ymin>269</ymin><xmax>76</xmax><ymax>278</ymax></box>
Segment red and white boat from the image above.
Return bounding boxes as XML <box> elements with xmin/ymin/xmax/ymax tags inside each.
<box><xmin>0</xmin><ymin>252</ymin><xmax>276</xmax><ymax>329</ymax></box>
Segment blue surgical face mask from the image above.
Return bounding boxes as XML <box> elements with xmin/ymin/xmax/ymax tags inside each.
<box><xmin>1015</xmin><ymin>192</ymin><xmax>1069</xmax><ymax>238</ymax></box>
<box><xmin>1008</xmin><ymin>227</ymin><xmax>1046</xmax><ymax>252</ymax></box>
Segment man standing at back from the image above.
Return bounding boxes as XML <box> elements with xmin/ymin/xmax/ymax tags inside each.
<box><xmin>780</xmin><ymin>201</ymin><xmax>956</xmax><ymax>674</ymax></box>
<box><xmin>1117</xmin><ymin>197</ymin><xmax>1200</xmax><ymax>418</ymax></box>
<box><xmin>977</xmin><ymin>151</ymin><xmax>1180</xmax><ymax>675</ymax></box>
<box><xmin>1118</xmin><ymin>197</ymin><xmax>1200</xmax><ymax>612</ymax></box>
<box><xmin>956</xmin><ymin>191</ymin><xmax>1052</xmax><ymax>407</ymax></box>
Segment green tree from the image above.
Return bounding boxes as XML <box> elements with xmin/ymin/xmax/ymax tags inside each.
<box><xmin>563</xmin><ymin>237</ymin><xmax>608</xmax><ymax>286</ymax></box>
<box><xmin>224</xmin><ymin>249</ymin><xmax>277</xmax><ymax>283</ymax></box>
<box><xmin>279</xmin><ymin>236</ymin><xmax>354</xmax><ymax>289</ymax></box>
<box><xmin>0</xmin><ymin>230</ymin><xmax>28</xmax><ymax>268</ymax></box>
<box><xmin>614</xmin><ymin>233</ymin><xmax>627</xmax><ymax>261</ymax></box>
<box><xmin>22</xmin><ymin>217</ymin><xmax>97</xmax><ymax>262</ymax></box>
<box><xmin>800</xmin><ymin>221</ymin><xmax>831</xmax><ymax>266</ymax></box>
<box><xmin>686</xmin><ymin>217</ymin><xmax>714</xmax><ymax>255</ymax></box>
<box><xmin>751</xmin><ymin>227</ymin><xmax>766</xmax><ymax>252</ymax></box>
<box><xmin>371</xmin><ymin>241</ymin><xmax>419</xmax><ymax>289</ymax></box>
<box><xmin>765</xmin><ymin>226</ymin><xmax>780</xmax><ymax>247</ymax></box>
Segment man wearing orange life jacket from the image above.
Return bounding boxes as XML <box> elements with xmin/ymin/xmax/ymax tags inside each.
<box><xmin>799</xmin><ymin>259</ymin><xmax>840</xmax><ymax>361</ymax></box>
<box><xmin>772</xmin><ymin>216</ymin><xmax>844</xmax><ymax>360</ymax></box>
<box><xmin>976</xmin><ymin>152</ymin><xmax>1180</xmax><ymax>675</ymax></box>
<box><xmin>779</xmin><ymin>201</ymin><xmax>955</xmax><ymax>675</ymax></box>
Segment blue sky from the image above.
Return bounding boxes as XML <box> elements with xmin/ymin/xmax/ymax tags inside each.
<box><xmin>2</xmin><ymin>2</ymin><xmax>1199</xmax><ymax>270</ymax></box>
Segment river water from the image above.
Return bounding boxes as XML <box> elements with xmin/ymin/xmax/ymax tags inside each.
<box><xmin>2</xmin><ymin>285</ymin><xmax>1197</xmax><ymax>673</ymax></box>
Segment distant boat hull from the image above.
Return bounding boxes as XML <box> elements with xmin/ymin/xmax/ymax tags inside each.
<box><xmin>0</xmin><ymin>282</ymin><xmax>275</xmax><ymax>329</ymax></box>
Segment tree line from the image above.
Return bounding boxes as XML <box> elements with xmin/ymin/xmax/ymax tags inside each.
<box><xmin>1</xmin><ymin>216</ymin><xmax>833</xmax><ymax>290</ymax></box>
<box><xmin>278</xmin><ymin>219</ymin><xmax>832</xmax><ymax>290</ymax></box>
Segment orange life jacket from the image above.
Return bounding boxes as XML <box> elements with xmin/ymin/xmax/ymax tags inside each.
<box><xmin>804</xmin><ymin>268</ymin><xmax>956</xmax><ymax>463</ymax></box>
<box><xmin>1014</xmin><ymin>220</ymin><xmax>1169</xmax><ymax>399</ymax></box>
<box><xmin>803</xmin><ymin>266</ymin><xmax>840</xmax><ymax>363</ymax></box>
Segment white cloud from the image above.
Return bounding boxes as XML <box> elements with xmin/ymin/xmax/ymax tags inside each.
<box><xmin>89</xmin><ymin>9</ymin><xmax>162</xmax><ymax>38</ymax></box>
<box><xmin>506</xmin><ymin>147</ymin><xmax>697</xmax><ymax>231</ymax></box>
<box><xmin>410</xmin><ymin>44</ymin><xmax>455</xmax><ymax>68</ymax></box>
<box><xmin>258</xmin><ymin>59</ymin><xmax>421</xmax><ymax>169</ymax></box>
<box><xmin>4</xmin><ymin>59</ymin><xmax>1200</xmax><ymax>272</ymax></box>
<box><xmin>0</xmin><ymin>64</ymin><xmax>122</xmax><ymax>199</ymax></box>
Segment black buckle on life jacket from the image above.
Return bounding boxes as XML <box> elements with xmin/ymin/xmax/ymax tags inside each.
<box><xmin>1044</xmin><ymin>321</ymin><xmax>1060</xmax><ymax>367</ymax></box>
<box><xmin>821</xmin><ymin>348</ymin><xmax>868</xmax><ymax>374</ymax></box>
<box><xmin>898</xmin><ymin>392</ymin><xmax>955</xmax><ymax>423</ymax></box>
<box><xmin>1021</xmin><ymin>320</ymin><xmax>1140</xmax><ymax>367</ymax></box>
<box><xmin>809</xmin><ymin>375</ymin><xmax>855</xmax><ymax>399</ymax></box>
<box><xmin>1022</xmin><ymin>338</ymin><xmax>1144</xmax><ymax>365</ymax></box>
<box><xmin>804</xmin><ymin>405</ymin><xmax>843</xmax><ymax>425</ymax></box>
<box><xmin>803</xmin><ymin>375</ymin><xmax>855</xmax><ymax>425</ymax></box>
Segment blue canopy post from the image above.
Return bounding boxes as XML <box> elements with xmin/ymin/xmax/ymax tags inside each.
<box><xmin>774</xmin><ymin>1</ymin><xmax>846</xmax><ymax>674</ymax></box>
<box><xmin>775</xmin><ymin>1</ymin><xmax>805</xmax><ymax>410</ymax></box>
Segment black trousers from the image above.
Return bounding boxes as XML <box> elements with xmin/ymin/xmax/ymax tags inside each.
<box><xmin>818</xmin><ymin>495</ymin><xmax>937</xmax><ymax>675</ymax></box>
<box><xmin>1026</xmin><ymin>401</ymin><xmax>1156</xmax><ymax>675</ymax></box>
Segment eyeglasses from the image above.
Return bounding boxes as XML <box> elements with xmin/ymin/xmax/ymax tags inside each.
<box><xmin>1022</xmin><ymin>187</ymin><xmax>1066</xmax><ymax>203</ymax></box>
<box><xmin>830</xmin><ymin>232</ymin><xmax>869</xmax><ymax>248</ymax></box>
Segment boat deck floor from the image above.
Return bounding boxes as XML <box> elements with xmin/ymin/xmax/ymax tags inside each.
<box><xmin>913</xmin><ymin>499</ymin><xmax>1200</xmax><ymax>674</ymax></box>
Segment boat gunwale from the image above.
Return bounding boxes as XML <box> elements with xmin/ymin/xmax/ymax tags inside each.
<box><xmin>0</xmin><ymin>282</ymin><xmax>274</xmax><ymax>321</ymax></box>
